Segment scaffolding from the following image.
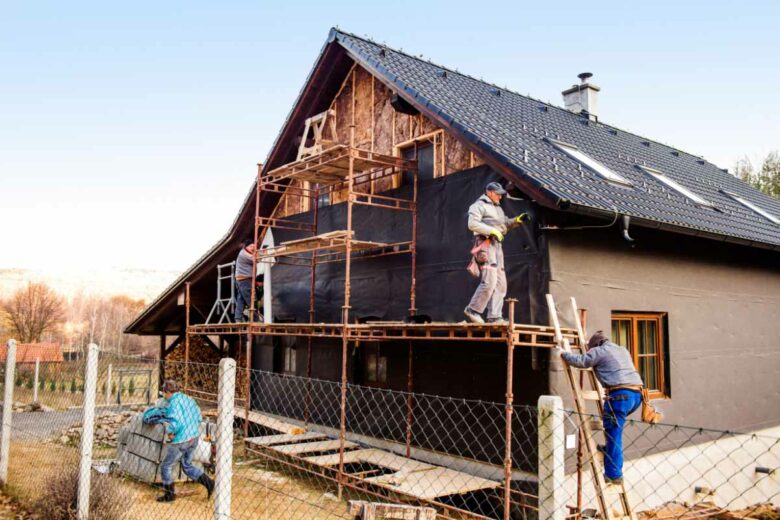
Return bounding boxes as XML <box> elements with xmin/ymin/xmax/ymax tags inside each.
<box><xmin>183</xmin><ymin>135</ymin><xmax>582</xmax><ymax>519</ymax></box>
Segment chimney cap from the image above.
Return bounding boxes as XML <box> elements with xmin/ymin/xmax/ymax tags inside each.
<box><xmin>578</xmin><ymin>72</ymin><xmax>593</xmax><ymax>83</ymax></box>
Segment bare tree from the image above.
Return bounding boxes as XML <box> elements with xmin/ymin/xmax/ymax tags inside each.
<box><xmin>1</xmin><ymin>282</ymin><xmax>66</xmax><ymax>343</ymax></box>
<box><xmin>734</xmin><ymin>151</ymin><xmax>780</xmax><ymax>199</ymax></box>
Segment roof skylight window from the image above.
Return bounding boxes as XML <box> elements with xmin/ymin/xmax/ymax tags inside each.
<box><xmin>638</xmin><ymin>166</ymin><xmax>713</xmax><ymax>207</ymax></box>
<box><xmin>550</xmin><ymin>139</ymin><xmax>632</xmax><ymax>186</ymax></box>
<box><xmin>720</xmin><ymin>190</ymin><xmax>780</xmax><ymax>225</ymax></box>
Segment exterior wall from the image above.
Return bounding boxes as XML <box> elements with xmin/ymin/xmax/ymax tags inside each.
<box><xmin>563</xmin><ymin>425</ymin><xmax>780</xmax><ymax>511</ymax></box>
<box><xmin>547</xmin><ymin>224</ymin><xmax>780</xmax><ymax>432</ymax></box>
<box><xmin>278</xmin><ymin>64</ymin><xmax>482</xmax><ymax>216</ymax></box>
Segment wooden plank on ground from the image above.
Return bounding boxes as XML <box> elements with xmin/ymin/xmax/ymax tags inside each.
<box><xmin>348</xmin><ymin>500</ymin><xmax>437</xmax><ymax>520</ymax></box>
<box><xmin>365</xmin><ymin>466</ymin><xmax>500</xmax><ymax>500</ymax></box>
<box><xmin>271</xmin><ymin>439</ymin><xmax>358</xmax><ymax>455</ymax></box>
<box><xmin>236</xmin><ymin>408</ymin><xmax>306</xmax><ymax>435</ymax></box>
<box><xmin>245</xmin><ymin>432</ymin><xmax>327</xmax><ymax>447</ymax></box>
<box><xmin>303</xmin><ymin>448</ymin><xmax>433</xmax><ymax>472</ymax></box>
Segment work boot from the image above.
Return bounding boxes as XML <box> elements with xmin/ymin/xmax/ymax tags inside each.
<box><xmin>487</xmin><ymin>317</ymin><xmax>508</xmax><ymax>325</ymax></box>
<box><xmin>156</xmin><ymin>483</ymin><xmax>175</xmax><ymax>502</ymax></box>
<box><xmin>604</xmin><ymin>475</ymin><xmax>623</xmax><ymax>485</ymax></box>
<box><xmin>198</xmin><ymin>473</ymin><xmax>215</xmax><ymax>499</ymax></box>
<box><xmin>464</xmin><ymin>307</ymin><xmax>485</xmax><ymax>324</ymax></box>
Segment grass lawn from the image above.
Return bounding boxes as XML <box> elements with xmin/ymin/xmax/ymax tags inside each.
<box><xmin>6</xmin><ymin>441</ymin><xmax>349</xmax><ymax>519</ymax></box>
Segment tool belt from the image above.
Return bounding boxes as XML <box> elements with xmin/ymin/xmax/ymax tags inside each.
<box><xmin>606</xmin><ymin>385</ymin><xmax>663</xmax><ymax>424</ymax></box>
<box><xmin>235</xmin><ymin>276</ymin><xmax>252</xmax><ymax>281</ymax></box>
<box><xmin>606</xmin><ymin>384</ymin><xmax>643</xmax><ymax>393</ymax></box>
<box><xmin>466</xmin><ymin>236</ymin><xmax>492</xmax><ymax>278</ymax></box>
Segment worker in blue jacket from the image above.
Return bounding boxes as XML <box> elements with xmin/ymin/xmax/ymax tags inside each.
<box><xmin>149</xmin><ymin>380</ymin><xmax>215</xmax><ymax>502</ymax></box>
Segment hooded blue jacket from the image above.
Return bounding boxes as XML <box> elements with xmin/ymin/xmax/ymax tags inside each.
<box><xmin>162</xmin><ymin>392</ymin><xmax>202</xmax><ymax>444</ymax></box>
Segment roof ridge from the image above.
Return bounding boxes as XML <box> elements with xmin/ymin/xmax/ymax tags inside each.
<box><xmin>332</xmin><ymin>28</ymin><xmax>727</xmax><ymax>172</ymax></box>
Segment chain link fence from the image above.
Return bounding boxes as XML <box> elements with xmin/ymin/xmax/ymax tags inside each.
<box><xmin>0</xmin><ymin>340</ymin><xmax>777</xmax><ymax>519</ymax></box>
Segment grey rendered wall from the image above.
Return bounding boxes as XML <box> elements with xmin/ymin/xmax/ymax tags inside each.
<box><xmin>546</xmin><ymin>226</ymin><xmax>780</xmax><ymax>432</ymax></box>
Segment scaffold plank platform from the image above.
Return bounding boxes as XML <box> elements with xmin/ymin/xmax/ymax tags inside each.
<box><xmin>264</xmin><ymin>145</ymin><xmax>416</xmax><ymax>185</ymax></box>
<box><xmin>189</xmin><ymin>321</ymin><xmax>580</xmax><ymax>347</ymax></box>
<box><xmin>256</xmin><ymin>230</ymin><xmax>400</xmax><ymax>260</ymax></box>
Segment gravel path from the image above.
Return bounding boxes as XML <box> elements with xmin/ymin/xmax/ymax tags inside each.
<box><xmin>6</xmin><ymin>406</ymin><xmax>130</xmax><ymax>441</ymax></box>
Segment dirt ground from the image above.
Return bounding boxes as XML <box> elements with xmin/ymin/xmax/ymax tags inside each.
<box><xmin>6</xmin><ymin>441</ymin><xmax>349</xmax><ymax>519</ymax></box>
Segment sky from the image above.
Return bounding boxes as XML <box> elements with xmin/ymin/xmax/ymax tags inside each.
<box><xmin>1</xmin><ymin>0</ymin><xmax>778</xmax><ymax>273</ymax></box>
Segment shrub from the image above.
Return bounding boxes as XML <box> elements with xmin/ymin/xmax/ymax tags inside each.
<box><xmin>39</xmin><ymin>377</ymin><xmax>46</xmax><ymax>390</ymax></box>
<box><xmin>128</xmin><ymin>378</ymin><xmax>135</xmax><ymax>396</ymax></box>
<box><xmin>15</xmin><ymin>375</ymin><xmax>21</xmax><ymax>387</ymax></box>
<box><xmin>60</xmin><ymin>381</ymin><xmax>66</xmax><ymax>392</ymax></box>
<box><xmin>32</xmin><ymin>466</ymin><xmax>122</xmax><ymax>520</ymax></box>
<box><xmin>70</xmin><ymin>378</ymin><xmax>76</xmax><ymax>393</ymax></box>
<box><xmin>49</xmin><ymin>380</ymin><xmax>56</xmax><ymax>392</ymax></box>
<box><xmin>25</xmin><ymin>378</ymin><xmax>33</xmax><ymax>390</ymax></box>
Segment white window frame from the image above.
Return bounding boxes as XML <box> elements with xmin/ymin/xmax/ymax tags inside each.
<box><xmin>549</xmin><ymin>139</ymin><xmax>633</xmax><ymax>187</ymax></box>
<box><xmin>282</xmin><ymin>346</ymin><xmax>296</xmax><ymax>374</ymax></box>
<box><xmin>638</xmin><ymin>165</ymin><xmax>713</xmax><ymax>207</ymax></box>
<box><xmin>721</xmin><ymin>190</ymin><xmax>780</xmax><ymax>225</ymax></box>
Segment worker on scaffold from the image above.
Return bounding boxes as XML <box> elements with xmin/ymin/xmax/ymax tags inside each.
<box><xmin>464</xmin><ymin>182</ymin><xmax>528</xmax><ymax>325</ymax></box>
<box><xmin>233</xmin><ymin>238</ymin><xmax>265</xmax><ymax>322</ymax></box>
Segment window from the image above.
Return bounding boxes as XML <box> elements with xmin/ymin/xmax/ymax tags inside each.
<box><xmin>316</xmin><ymin>184</ymin><xmax>331</xmax><ymax>208</ymax></box>
<box><xmin>639</xmin><ymin>166</ymin><xmax>713</xmax><ymax>207</ymax></box>
<box><xmin>282</xmin><ymin>346</ymin><xmax>297</xmax><ymax>375</ymax></box>
<box><xmin>550</xmin><ymin>139</ymin><xmax>633</xmax><ymax>186</ymax></box>
<box><xmin>401</xmin><ymin>142</ymin><xmax>434</xmax><ymax>184</ymax></box>
<box><xmin>720</xmin><ymin>190</ymin><xmax>780</xmax><ymax>225</ymax></box>
<box><xmin>611</xmin><ymin>313</ymin><xmax>668</xmax><ymax>398</ymax></box>
<box><xmin>363</xmin><ymin>345</ymin><xmax>388</xmax><ymax>388</ymax></box>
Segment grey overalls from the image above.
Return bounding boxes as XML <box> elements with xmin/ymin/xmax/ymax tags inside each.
<box><xmin>466</xmin><ymin>194</ymin><xmax>521</xmax><ymax>319</ymax></box>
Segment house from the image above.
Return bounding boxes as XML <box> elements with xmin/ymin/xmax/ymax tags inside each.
<box><xmin>126</xmin><ymin>28</ymin><xmax>780</xmax><ymax>516</ymax></box>
<box><xmin>0</xmin><ymin>342</ymin><xmax>64</xmax><ymax>364</ymax></box>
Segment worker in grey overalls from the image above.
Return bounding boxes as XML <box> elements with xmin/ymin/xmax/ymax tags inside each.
<box><xmin>464</xmin><ymin>182</ymin><xmax>527</xmax><ymax>324</ymax></box>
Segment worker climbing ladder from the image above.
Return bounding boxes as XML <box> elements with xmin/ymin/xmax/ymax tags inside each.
<box><xmin>545</xmin><ymin>293</ymin><xmax>636</xmax><ymax>520</ymax></box>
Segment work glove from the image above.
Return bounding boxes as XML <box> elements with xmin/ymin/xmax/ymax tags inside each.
<box><xmin>489</xmin><ymin>229</ymin><xmax>505</xmax><ymax>242</ymax></box>
<box><xmin>514</xmin><ymin>213</ymin><xmax>529</xmax><ymax>224</ymax></box>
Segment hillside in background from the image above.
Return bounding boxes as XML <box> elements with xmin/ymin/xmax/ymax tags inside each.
<box><xmin>0</xmin><ymin>267</ymin><xmax>180</xmax><ymax>302</ymax></box>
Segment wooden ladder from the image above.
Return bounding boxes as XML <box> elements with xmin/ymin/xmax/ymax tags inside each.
<box><xmin>545</xmin><ymin>294</ymin><xmax>636</xmax><ymax>520</ymax></box>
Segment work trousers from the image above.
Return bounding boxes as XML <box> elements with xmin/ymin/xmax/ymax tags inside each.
<box><xmin>467</xmin><ymin>239</ymin><xmax>507</xmax><ymax>319</ymax></box>
<box><xmin>234</xmin><ymin>279</ymin><xmax>262</xmax><ymax>322</ymax></box>
<box><xmin>160</xmin><ymin>436</ymin><xmax>203</xmax><ymax>485</ymax></box>
<box><xmin>602</xmin><ymin>389</ymin><xmax>642</xmax><ymax>479</ymax></box>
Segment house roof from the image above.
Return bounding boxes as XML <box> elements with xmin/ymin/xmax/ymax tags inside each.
<box><xmin>330</xmin><ymin>29</ymin><xmax>780</xmax><ymax>249</ymax></box>
<box><xmin>1</xmin><ymin>343</ymin><xmax>63</xmax><ymax>364</ymax></box>
<box><xmin>127</xmin><ymin>27</ymin><xmax>780</xmax><ymax>335</ymax></box>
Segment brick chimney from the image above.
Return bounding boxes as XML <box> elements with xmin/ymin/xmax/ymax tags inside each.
<box><xmin>562</xmin><ymin>72</ymin><xmax>600</xmax><ymax>120</ymax></box>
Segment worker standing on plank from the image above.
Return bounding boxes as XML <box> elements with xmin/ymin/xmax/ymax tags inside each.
<box><xmin>556</xmin><ymin>331</ymin><xmax>644</xmax><ymax>485</ymax></box>
<box><xmin>154</xmin><ymin>380</ymin><xmax>215</xmax><ymax>502</ymax></box>
<box><xmin>464</xmin><ymin>182</ymin><xmax>527</xmax><ymax>324</ymax></box>
<box><xmin>234</xmin><ymin>238</ymin><xmax>265</xmax><ymax>322</ymax></box>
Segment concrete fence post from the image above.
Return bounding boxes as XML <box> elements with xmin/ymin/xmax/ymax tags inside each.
<box><xmin>33</xmin><ymin>358</ymin><xmax>40</xmax><ymax>403</ymax></box>
<box><xmin>0</xmin><ymin>339</ymin><xmax>18</xmax><ymax>485</ymax></box>
<box><xmin>538</xmin><ymin>395</ymin><xmax>565</xmax><ymax>520</ymax></box>
<box><xmin>77</xmin><ymin>343</ymin><xmax>99</xmax><ymax>520</ymax></box>
<box><xmin>214</xmin><ymin>357</ymin><xmax>236</xmax><ymax>520</ymax></box>
<box><xmin>105</xmin><ymin>364</ymin><xmax>112</xmax><ymax>407</ymax></box>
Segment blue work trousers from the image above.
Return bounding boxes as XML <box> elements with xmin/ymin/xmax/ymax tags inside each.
<box><xmin>603</xmin><ymin>389</ymin><xmax>642</xmax><ymax>479</ymax></box>
<box><xmin>160</xmin><ymin>436</ymin><xmax>203</xmax><ymax>485</ymax></box>
<box><xmin>234</xmin><ymin>279</ymin><xmax>253</xmax><ymax>322</ymax></box>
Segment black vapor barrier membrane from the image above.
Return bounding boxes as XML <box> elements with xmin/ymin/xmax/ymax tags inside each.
<box><xmin>267</xmin><ymin>165</ymin><xmax>550</xmax><ymax>325</ymax></box>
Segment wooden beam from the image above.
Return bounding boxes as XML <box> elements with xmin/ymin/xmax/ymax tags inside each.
<box><xmin>163</xmin><ymin>335</ymin><xmax>184</xmax><ymax>357</ymax></box>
